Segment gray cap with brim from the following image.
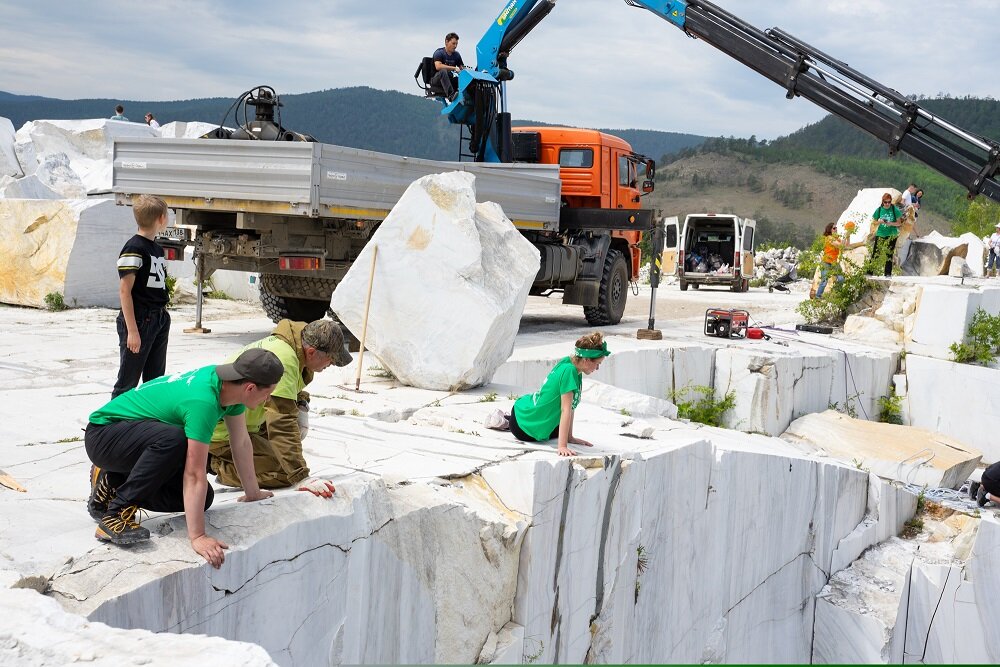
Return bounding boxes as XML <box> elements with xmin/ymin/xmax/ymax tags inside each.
<box><xmin>216</xmin><ymin>348</ymin><xmax>284</xmax><ymax>385</ymax></box>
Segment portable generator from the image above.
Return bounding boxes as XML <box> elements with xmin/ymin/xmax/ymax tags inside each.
<box><xmin>704</xmin><ymin>308</ymin><xmax>749</xmax><ymax>339</ymax></box>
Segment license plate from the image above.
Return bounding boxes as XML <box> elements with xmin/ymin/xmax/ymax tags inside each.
<box><xmin>157</xmin><ymin>227</ymin><xmax>188</xmax><ymax>241</ymax></box>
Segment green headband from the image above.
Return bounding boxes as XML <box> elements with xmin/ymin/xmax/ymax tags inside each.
<box><xmin>575</xmin><ymin>342</ymin><xmax>610</xmax><ymax>358</ymax></box>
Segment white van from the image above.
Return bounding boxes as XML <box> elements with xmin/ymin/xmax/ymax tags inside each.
<box><xmin>661</xmin><ymin>214</ymin><xmax>757</xmax><ymax>292</ymax></box>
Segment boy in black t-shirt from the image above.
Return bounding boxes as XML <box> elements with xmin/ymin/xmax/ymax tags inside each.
<box><xmin>112</xmin><ymin>195</ymin><xmax>171</xmax><ymax>397</ymax></box>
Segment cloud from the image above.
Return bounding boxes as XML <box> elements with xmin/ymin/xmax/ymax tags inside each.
<box><xmin>0</xmin><ymin>0</ymin><xmax>995</xmax><ymax>139</ymax></box>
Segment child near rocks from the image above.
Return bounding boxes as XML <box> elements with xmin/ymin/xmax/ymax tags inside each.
<box><xmin>485</xmin><ymin>332</ymin><xmax>609</xmax><ymax>456</ymax></box>
<box><xmin>112</xmin><ymin>195</ymin><xmax>171</xmax><ymax>397</ymax></box>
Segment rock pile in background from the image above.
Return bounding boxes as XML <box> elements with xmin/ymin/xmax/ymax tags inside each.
<box><xmin>753</xmin><ymin>245</ymin><xmax>800</xmax><ymax>283</ymax></box>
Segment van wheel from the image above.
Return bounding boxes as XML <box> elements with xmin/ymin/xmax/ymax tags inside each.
<box><xmin>692</xmin><ymin>282</ymin><xmax>700</xmax><ymax>290</ymax></box>
<box><xmin>584</xmin><ymin>249</ymin><xmax>628</xmax><ymax>326</ymax></box>
<box><xmin>741</xmin><ymin>278</ymin><xmax>750</xmax><ymax>292</ymax></box>
<box><xmin>679</xmin><ymin>279</ymin><xmax>688</xmax><ymax>291</ymax></box>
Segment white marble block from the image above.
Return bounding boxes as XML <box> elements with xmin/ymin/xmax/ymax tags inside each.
<box><xmin>14</xmin><ymin>118</ymin><xmax>157</xmax><ymax>195</ymax></box>
<box><xmin>906</xmin><ymin>354</ymin><xmax>1000</xmax><ymax>463</ymax></box>
<box><xmin>330</xmin><ymin>171</ymin><xmax>540</xmax><ymax>391</ymax></box>
<box><xmin>0</xmin><ymin>116</ymin><xmax>22</xmax><ymax>178</ymax></box>
<box><xmin>0</xmin><ymin>198</ymin><xmax>137</xmax><ymax>308</ymax></box>
<box><xmin>781</xmin><ymin>410</ymin><xmax>981</xmax><ymax>489</ymax></box>
<box><xmin>158</xmin><ymin>120</ymin><xmax>224</xmax><ymax>139</ymax></box>
<box><xmin>902</xmin><ymin>230</ymin><xmax>984</xmax><ymax>277</ymax></box>
<box><xmin>581</xmin><ymin>379</ymin><xmax>678</xmax><ymax>418</ymax></box>
<box><xmin>907</xmin><ymin>283</ymin><xmax>1000</xmax><ymax>361</ymax></box>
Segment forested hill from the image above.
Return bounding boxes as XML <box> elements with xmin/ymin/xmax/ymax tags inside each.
<box><xmin>770</xmin><ymin>96</ymin><xmax>1000</xmax><ymax>158</ymax></box>
<box><xmin>0</xmin><ymin>87</ymin><xmax>707</xmax><ymax>162</ymax></box>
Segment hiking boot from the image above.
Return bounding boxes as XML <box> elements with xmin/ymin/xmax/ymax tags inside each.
<box><xmin>976</xmin><ymin>485</ymin><xmax>988</xmax><ymax>508</ymax></box>
<box><xmin>95</xmin><ymin>505</ymin><xmax>150</xmax><ymax>545</ymax></box>
<box><xmin>87</xmin><ymin>465</ymin><xmax>118</xmax><ymax>522</ymax></box>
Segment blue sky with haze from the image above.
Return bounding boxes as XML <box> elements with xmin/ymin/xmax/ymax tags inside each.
<box><xmin>0</xmin><ymin>0</ymin><xmax>995</xmax><ymax>139</ymax></box>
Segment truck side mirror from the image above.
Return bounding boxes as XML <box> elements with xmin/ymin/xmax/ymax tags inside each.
<box><xmin>642</xmin><ymin>179</ymin><xmax>654</xmax><ymax>194</ymax></box>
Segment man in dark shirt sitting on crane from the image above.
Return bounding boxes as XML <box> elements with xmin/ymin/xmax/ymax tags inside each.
<box><xmin>431</xmin><ymin>32</ymin><xmax>464</xmax><ymax>102</ymax></box>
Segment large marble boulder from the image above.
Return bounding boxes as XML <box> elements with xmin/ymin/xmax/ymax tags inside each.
<box><xmin>836</xmin><ymin>187</ymin><xmax>902</xmax><ymax>247</ymax></box>
<box><xmin>781</xmin><ymin>410</ymin><xmax>981</xmax><ymax>489</ymax></box>
<box><xmin>901</xmin><ymin>230</ymin><xmax>985</xmax><ymax>277</ymax></box>
<box><xmin>0</xmin><ymin>198</ymin><xmax>136</xmax><ymax>308</ymax></box>
<box><xmin>0</xmin><ymin>116</ymin><xmax>22</xmax><ymax>178</ymax></box>
<box><xmin>331</xmin><ymin>171</ymin><xmax>540</xmax><ymax>391</ymax></box>
<box><xmin>907</xmin><ymin>283</ymin><xmax>1000</xmax><ymax>361</ymax></box>
<box><xmin>13</xmin><ymin>119</ymin><xmax>157</xmax><ymax>195</ymax></box>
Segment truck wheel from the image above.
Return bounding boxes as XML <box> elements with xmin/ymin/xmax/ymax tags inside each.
<box><xmin>679</xmin><ymin>279</ymin><xmax>688</xmax><ymax>291</ymax></box>
<box><xmin>259</xmin><ymin>274</ymin><xmax>335</xmax><ymax>323</ymax></box>
<box><xmin>584</xmin><ymin>249</ymin><xmax>628</xmax><ymax>326</ymax></box>
<box><xmin>691</xmin><ymin>282</ymin><xmax>700</xmax><ymax>290</ymax></box>
<box><xmin>741</xmin><ymin>278</ymin><xmax>750</xmax><ymax>292</ymax></box>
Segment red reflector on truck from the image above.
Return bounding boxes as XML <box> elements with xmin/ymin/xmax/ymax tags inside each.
<box><xmin>163</xmin><ymin>247</ymin><xmax>178</xmax><ymax>261</ymax></box>
<box><xmin>279</xmin><ymin>256</ymin><xmax>323</xmax><ymax>271</ymax></box>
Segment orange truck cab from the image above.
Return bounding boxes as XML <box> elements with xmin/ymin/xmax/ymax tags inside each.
<box><xmin>510</xmin><ymin>126</ymin><xmax>656</xmax><ymax>324</ymax></box>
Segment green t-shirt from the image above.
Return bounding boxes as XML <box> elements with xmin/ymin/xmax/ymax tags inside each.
<box><xmin>872</xmin><ymin>204</ymin><xmax>902</xmax><ymax>238</ymax></box>
<box><xmin>90</xmin><ymin>365</ymin><xmax>246</xmax><ymax>443</ymax></box>
<box><xmin>512</xmin><ymin>357</ymin><xmax>582</xmax><ymax>441</ymax></box>
<box><xmin>211</xmin><ymin>335</ymin><xmax>302</xmax><ymax>442</ymax></box>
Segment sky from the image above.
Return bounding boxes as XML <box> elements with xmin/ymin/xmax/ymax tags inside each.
<box><xmin>0</xmin><ymin>0</ymin><xmax>996</xmax><ymax>139</ymax></box>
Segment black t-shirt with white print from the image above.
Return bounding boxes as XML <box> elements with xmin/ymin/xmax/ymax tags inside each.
<box><xmin>117</xmin><ymin>234</ymin><xmax>168</xmax><ymax>310</ymax></box>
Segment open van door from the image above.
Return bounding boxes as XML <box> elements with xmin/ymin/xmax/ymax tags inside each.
<box><xmin>660</xmin><ymin>216</ymin><xmax>679</xmax><ymax>276</ymax></box>
<box><xmin>740</xmin><ymin>218</ymin><xmax>756</xmax><ymax>290</ymax></box>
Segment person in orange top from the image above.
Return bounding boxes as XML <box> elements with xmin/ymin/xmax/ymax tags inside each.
<box><xmin>815</xmin><ymin>221</ymin><xmax>863</xmax><ymax>298</ymax></box>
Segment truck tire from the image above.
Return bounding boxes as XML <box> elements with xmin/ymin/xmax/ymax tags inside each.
<box><xmin>679</xmin><ymin>279</ymin><xmax>688</xmax><ymax>291</ymax></box>
<box><xmin>259</xmin><ymin>274</ymin><xmax>335</xmax><ymax>323</ymax></box>
<box><xmin>741</xmin><ymin>278</ymin><xmax>750</xmax><ymax>292</ymax></box>
<box><xmin>691</xmin><ymin>282</ymin><xmax>700</xmax><ymax>290</ymax></box>
<box><xmin>584</xmin><ymin>249</ymin><xmax>628</xmax><ymax>326</ymax></box>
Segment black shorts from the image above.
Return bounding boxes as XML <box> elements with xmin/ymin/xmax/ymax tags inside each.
<box><xmin>508</xmin><ymin>406</ymin><xmax>559</xmax><ymax>443</ymax></box>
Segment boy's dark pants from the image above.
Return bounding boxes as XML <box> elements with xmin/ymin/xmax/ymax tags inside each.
<box><xmin>112</xmin><ymin>306</ymin><xmax>170</xmax><ymax>398</ymax></box>
<box><xmin>85</xmin><ymin>420</ymin><xmax>214</xmax><ymax>514</ymax></box>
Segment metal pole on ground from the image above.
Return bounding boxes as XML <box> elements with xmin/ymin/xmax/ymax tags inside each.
<box><xmin>637</xmin><ymin>221</ymin><xmax>663</xmax><ymax>340</ymax></box>
<box><xmin>184</xmin><ymin>250</ymin><xmax>211</xmax><ymax>334</ymax></box>
<box><xmin>354</xmin><ymin>245</ymin><xmax>378</xmax><ymax>391</ymax></box>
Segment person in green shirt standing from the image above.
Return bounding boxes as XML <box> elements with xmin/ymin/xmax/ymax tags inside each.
<box><xmin>868</xmin><ymin>192</ymin><xmax>903</xmax><ymax>277</ymax></box>
<box><xmin>85</xmin><ymin>348</ymin><xmax>284</xmax><ymax>568</ymax></box>
<box><xmin>496</xmin><ymin>332</ymin><xmax>609</xmax><ymax>457</ymax></box>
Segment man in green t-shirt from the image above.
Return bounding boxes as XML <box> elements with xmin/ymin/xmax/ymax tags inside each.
<box><xmin>209</xmin><ymin>319</ymin><xmax>352</xmax><ymax>496</ymax></box>
<box><xmin>85</xmin><ymin>348</ymin><xmax>284</xmax><ymax>568</ymax></box>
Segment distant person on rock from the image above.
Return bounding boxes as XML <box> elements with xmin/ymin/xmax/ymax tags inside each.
<box><xmin>431</xmin><ymin>32</ymin><xmax>464</xmax><ymax>102</ymax></box>
<box><xmin>976</xmin><ymin>461</ymin><xmax>1000</xmax><ymax>508</ymax></box>
<box><xmin>988</xmin><ymin>223</ymin><xmax>1000</xmax><ymax>277</ymax></box>
<box><xmin>815</xmin><ymin>221</ymin><xmax>864</xmax><ymax>298</ymax></box>
<box><xmin>112</xmin><ymin>195</ymin><xmax>170</xmax><ymax>398</ymax></box>
<box><xmin>209</xmin><ymin>319</ymin><xmax>352</xmax><ymax>497</ymax></box>
<box><xmin>110</xmin><ymin>104</ymin><xmax>128</xmax><ymax>121</ymax></box>
<box><xmin>144</xmin><ymin>112</ymin><xmax>160</xmax><ymax>129</ymax></box>
<box><xmin>867</xmin><ymin>192</ymin><xmax>903</xmax><ymax>278</ymax></box>
<box><xmin>901</xmin><ymin>183</ymin><xmax>918</xmax><ymax>208</ymax></box>
<box><xmin>484</xmin><ymin>332</ymin><xmax>609</xmax><ymax>456</ymax></box>
<box><xmin>85</xmin><ymin>348</ymin><xmax>283</xmax><ymax>567</ymax></box>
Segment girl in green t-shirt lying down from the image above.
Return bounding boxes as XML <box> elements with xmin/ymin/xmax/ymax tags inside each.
<box><xmin>484</xmin><ymin>332</ymin><xmax>610</xmax><ymax>456</ymax></box>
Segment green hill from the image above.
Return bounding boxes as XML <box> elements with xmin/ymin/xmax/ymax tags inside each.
<box><xmin>0</xmin><ymin>87</ymin><xmax>707</xmax><ymax>162</ymax></box>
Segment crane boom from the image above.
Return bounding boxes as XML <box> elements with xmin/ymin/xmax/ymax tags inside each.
<box><xmin>625</xmin><ymin>0</ymin><xmax>1000</xmax><ymax>202</ymax></box>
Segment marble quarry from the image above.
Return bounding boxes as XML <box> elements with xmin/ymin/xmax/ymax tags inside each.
<box><xmin>4</xmin><ymin>302</ymin><xmax>1000</xmax><ymax>665</ymax></box>
<box><xmin>330</xmin><ymin>171</ymin><xmax>540</xmax><ymax>391</ymax></box>
<box><xmin>902</xmin><ymin>230</ymin><xmax>986</xmax><ymax>278</ymax></box>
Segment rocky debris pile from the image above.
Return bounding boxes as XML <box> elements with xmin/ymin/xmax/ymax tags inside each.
<box><xmin>753</xmin><ymin>246</ymin><xmax>800</xmax><ymax>283</ymax></box>
<box><xmin>331</xmin><ymin>171</ymin><xmax>539</xmax><ymax>391</ymax></box>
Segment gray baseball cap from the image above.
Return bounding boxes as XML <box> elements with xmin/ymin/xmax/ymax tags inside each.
<box><xmin>216</xmin><ymin>348</ymin><xmax>284</xmax><ymax>385</ymax></box>
<box><xmin>302</xmin><ymin>320</ymin><xmax>353</xmax><ymax>367</ymax></box>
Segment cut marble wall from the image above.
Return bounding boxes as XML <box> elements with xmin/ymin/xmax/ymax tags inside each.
<box><xmin>906</xmin><ymin>354</ymin><xmax>1000</xmax><ymax>463</ymax></box>
<box><xmin>0</xmin><ymin>198</ymin><xmax>137</xmax><ymax>308</ymax></box>
<box><xmin>0</xmin><ymin>116</ymin><xmax>22</xmax><ymax>178</ymax></box>
<box><xmin>331</xmin><ymin>171</ymin><xmax>540</xmax><ymax>391</ymax></box>
<box><xmin>781</xmin><ymin>410</ymin><xmax>981</xmax><ymax>489</ymax></box>
<box><xmin>714</xmin><ymin>343</ymin><xmax>897</xmax><ymax>435</ymax></box>
<box><xmin>907</xmin><ymin>283</ymin><xmax>1000</xmax><ymax>361</ymax></box>
<box><xmin>0</xmin><ymin>586</ymin><xmax>276</xmax><ymax>666</ymax></box>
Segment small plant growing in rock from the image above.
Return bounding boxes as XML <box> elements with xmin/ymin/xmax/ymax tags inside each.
<box><xmin>523</xmin><ymin>638</ymin><xmax>544</xmax><ymax>664</ymax></box>
<box><xmin>671</xmin><ymin>385</ymin><xmax>736</xmax><ymax>427</ymax></box>
<box><xmin>349</xmin><ymin>409</ymin><xmax>362</xmax><ymax>417</ymax></box>
<box><xmin>479</xmin><ymin>392</ymin><xmax>498</xmax><ymax>403</ymax></box>
<box><xmin>367</xmin><ymin>364</ymin><xmax>396</xmax><ymax>380</ymax></box>
<box><xmin>206</xmin><ymin>288</ymin><xmax>231</xmax><ymax>300</ymax></box>
<box><xmin>620</xmin><ymin>408</ymin><xmax>632</xmax><ymax>417</ymax></box>
<box><xmin>44</xmin><ymin>292</ymin><xmax>68</xmax><ymax>311</ymax></box>
<box><xmin>901</xmin><ymin>516</ymin><xmax>924</xmax><ymax>538</ymax></box>
<box><xmin>949</xmin><ymin>308</ymin><xmax>1000</xmax><ymax>365</ymax></box>
<box><xmin>507</xmin><ymin>392</ymin><xmax>518</xmax><ymax>400</ymax></box>
<box><xmin>877</xmin><ymin>388</ymin><xmax>904</xmax><ymax>425</ymax></box>
<box><xmin>56</xmin><ymin>436</ymin><xmax>82</xmax><ymax>443</ymax></box>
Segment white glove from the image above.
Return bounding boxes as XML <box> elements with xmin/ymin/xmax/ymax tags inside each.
<box><xmin>297</xmin><ymin>477</ymin><xmax>336</xmax><ymax>498</ymax></box>
<box><xmin>297</xmin><ymin>406</ymin><xmax>309</xmax><ymax>440</ymax></box>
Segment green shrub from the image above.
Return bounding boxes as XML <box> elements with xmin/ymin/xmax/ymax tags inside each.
<box><xmin>671</xmin><ymin>385</ymin><xmax>736</xmax><ymax>427</ymax></box>
<box><xmin>795</xmin><ymin>234</ymin><xmax>826</xmax><ymax>280</ymax></box>
<box><xmin>949</xmin><ymin>308</ymin><xmax>1000</xmax><ymax>365</ymax></box>
<box><xmin>877</xmin><ymin>388</ymin><xmax>904</xmax><ymax>425</ymax></box>
<box><xmin>165</xmin><ymin>275</ymin><xmax>177</xmax><ymax>306</ymax></box>
<box><xmin>43</xmin><ymin>292</ymin><xmax>68</xmax><ymax>311</ymax></box>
